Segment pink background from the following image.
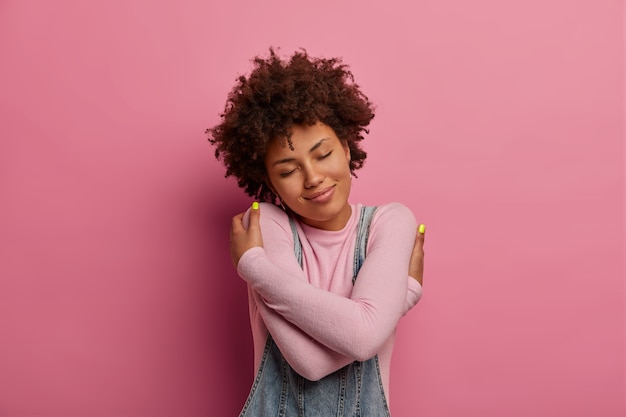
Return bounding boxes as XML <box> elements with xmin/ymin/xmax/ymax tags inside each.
<box><xmin>0</xmin><ymin>1</ymin><xmax>624</xmax><ymax>416</ymax></box>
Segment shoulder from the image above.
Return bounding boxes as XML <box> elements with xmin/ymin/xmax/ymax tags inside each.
<box><xmin>257</xmin><ymin>202</ymin><xmax>294</xmax><ymax>240</ymax></box>
<box><xmin>363</xmin><ymin>202</ymin><xmax>417</xmax><ymax>251</ymax></box>
<box><xmin>370</xmin><ymin>202</ymin><xmax>416</xmax><ymax>229</ymax></box>
<box><xmin>258</xmin><ymin>202</ymin><xmax>289</xmax><ymax>221</ymax></box>
<box><xmin>243</xmin><ymin>202</ymin><xmax>290</xmax><ymax>230</ymax></box>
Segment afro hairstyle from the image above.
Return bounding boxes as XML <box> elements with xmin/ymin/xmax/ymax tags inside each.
<box><xmin>207</xmin><ymin>48</ymin><xmax>375</xmax><ymax>203</ymax></box>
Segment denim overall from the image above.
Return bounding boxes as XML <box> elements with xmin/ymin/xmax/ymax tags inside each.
<box><xmin>239</xmin><ymin>206</ymin><xmax>391</xmax><ymax>417</ymax></box>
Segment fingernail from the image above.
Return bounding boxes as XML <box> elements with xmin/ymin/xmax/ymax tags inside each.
<box><xmin>418</xmin><ymin>224</ymin><xmax>425</xmax><ymax>234</ymax></box>
<box><xmin>252</xmin><ymin>202</ymin><xmax>259</xmax><ymax>210</ymax></box>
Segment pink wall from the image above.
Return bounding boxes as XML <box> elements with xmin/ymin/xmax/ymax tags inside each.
<box><xmin>0</xmin><ymin>1</ymin><xmax>623</xmax><ymax>416</ymax></box>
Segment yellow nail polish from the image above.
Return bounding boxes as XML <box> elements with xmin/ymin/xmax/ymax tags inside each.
<box><xmin>418</xmin><ymin>224</ymin><xmax>425</xmax><ymax>234</ymax></box>
<box><xmin>252</xmin><ymin>201</ymin><xmax>259</xmax><ymax>210</ymax></box>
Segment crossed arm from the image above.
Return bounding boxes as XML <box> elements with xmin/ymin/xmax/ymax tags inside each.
<box><xmin>231</xmin><ymin>203</ymin><xmax>425</xmax><ymax>380</ymax></box>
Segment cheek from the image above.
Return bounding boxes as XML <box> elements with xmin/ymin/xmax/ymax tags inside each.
<box><xmin>334</xmin><ymin>159</ymin><xmax>351</xmax><ymax>176</ymax></box>
<box><xmin>274</xmin><ymin>179</ymin><xmax>300</xmax><ymax>200</ymax></box>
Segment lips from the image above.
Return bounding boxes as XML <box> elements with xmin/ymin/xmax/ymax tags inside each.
<box><xmin>304</xmin><ymin>185</ymin><xmax>336</xmax><ymax>202</ymax></box>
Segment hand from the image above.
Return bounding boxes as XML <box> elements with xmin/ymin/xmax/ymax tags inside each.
<box><xmin>230</xmin><ymin>202</ymin><xmax>264</xmax><ymax>267</ymax></box>
<box><xmin>409</xmin><ymin>224</ymin><xmax>425</xmax><ymax>285</ymax></box>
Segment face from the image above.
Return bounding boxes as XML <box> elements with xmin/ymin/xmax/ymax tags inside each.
<box><xmin>264</xmin><ymin>122</ymin><xmax>353</xmax><ymax>231</ymax></box>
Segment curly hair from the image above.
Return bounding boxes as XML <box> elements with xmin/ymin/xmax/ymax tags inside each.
<box><xmin>206</xmin><ymin>48</ymin><xmax>375</xmax><ymax>203</ymax></box>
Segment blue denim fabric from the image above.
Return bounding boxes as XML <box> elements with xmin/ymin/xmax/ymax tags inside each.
<box><xmin>240</xmin><ymin>206</ymin><xmax>391</xmax><ymax>417</ymax></box>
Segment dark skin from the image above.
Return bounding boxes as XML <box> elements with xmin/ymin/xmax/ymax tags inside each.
<box><xmin>230</xmin><ymin>203</ymin><xmax>425</xmax><ymax>285</ymax></box>
<box><xmin>410</xmin><ymin>225</ymin><xmax>425</xmax><ymax>285</ymax></box>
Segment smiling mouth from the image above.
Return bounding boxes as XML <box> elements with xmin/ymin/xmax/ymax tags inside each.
<box><xmin>304</xmin><ymin>185</ymin><xmax>335</xmax><ymax>201</ymax></box>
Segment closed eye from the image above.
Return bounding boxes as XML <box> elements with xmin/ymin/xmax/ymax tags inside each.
<box><xmin>318</xmin><ymin>151</ymin><xmax>332</xmax><ymax>160</ymax></box>
<box><xmin>280</xmin><ymin>169</ymin><xmax>297</xmax><ymax>178</ymax></box>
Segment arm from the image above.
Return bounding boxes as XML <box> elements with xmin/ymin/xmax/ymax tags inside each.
<box><xmin>403</xmin><ymin>223</ymin><xmax>426</xmax><ymax>314</ymax></box>
<box><xmin>404</xmin><ymin>278</ymin><xmax>422</xmax><ymax>316</ymax></box>
<box><xmin>249</xmin><ymin>287</ymin><xmax>357</xmax><ymax>380</ymax></box>
<box><xmin>234</xmin><ymin>203</ymin><xmax>357</xmax><ymax>379</ymax></box>
<box><xmin>237</xmin><ymin>203</ymin><xmax>417</xmax><ymax>361</ymax></box>
<box><xmin>250</xmin><ymin>270</ymin><xmax>421</xmax><ymax>378</ymax></box>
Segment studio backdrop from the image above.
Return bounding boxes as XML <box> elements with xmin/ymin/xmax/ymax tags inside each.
<box><xmin>0</xmin><ymin>1</ymin><xmax>623</xmax><ymax>416</ymax></box>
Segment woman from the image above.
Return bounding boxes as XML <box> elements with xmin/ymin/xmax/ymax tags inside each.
<box><xmin>208</xmin><ymin>48</ymin><xmax>425</xmax><ymax>416</ymax></box>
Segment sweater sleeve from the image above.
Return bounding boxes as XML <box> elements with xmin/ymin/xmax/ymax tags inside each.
<box><xmin>404</xmin><ymin>278</ymin><xmax>423</xmax><ymax>315</ymax></box>
<box><xmin>242</xmin><ymin>203</ymin><xmax>356</xmax><ymax>379</ymax></box>
<box><xmin>252</xmin><ymin>276</ymin><xmax>421</xmax><ymax>379</ymax></box>
<box><xmin>249</xmin><ymin>287</ymin><xmax>358</xmax><ymax>380</ymax></box>
<box><xmin>238</xmin><ymin>202</ymin><xmax>417</xmax><ymax>362</ymax></box>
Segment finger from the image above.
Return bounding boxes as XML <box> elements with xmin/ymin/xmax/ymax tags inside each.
<box><xmin>231</xmin><ymin>212</ymin><xmax>245</xmax><ymax>236</ymax></box>
<box><xmin>415</xmin><ymin>224</ymin><xmax>425</xmax><ymax>248</ymax></box>
<box><xmin>407</xmin><ymin>224</ymin><xmax>425</xmax><ymax>284</ymax></box>
<box><xmin>248</xmin><ymin>201</ymin><xmax>261</xmax><ymax>230</ymax></box>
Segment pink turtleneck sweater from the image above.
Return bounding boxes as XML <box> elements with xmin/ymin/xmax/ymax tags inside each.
<box><xmin>237</xmin><ymin>202</ymin><xmax>422</xmax><ymax>403</ymax></box>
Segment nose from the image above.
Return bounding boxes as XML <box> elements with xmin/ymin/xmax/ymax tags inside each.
<box><xmin>303</xmin><ymin>165</ymin><xmax>324</xmax><ymax>189</ymax></box>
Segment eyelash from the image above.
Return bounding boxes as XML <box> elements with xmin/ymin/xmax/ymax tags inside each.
<box><xmin>319</xmin><ymin>151</ymin><xmax>332</xmax><ymax>160</ymax></box>
<box><xmin>279</xmin><ymin>151</ymin><xmax>333</xmax><ymax>178</ymax></box>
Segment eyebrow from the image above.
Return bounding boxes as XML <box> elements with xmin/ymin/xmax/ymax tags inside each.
<box><xmin>271</xmin><ymin>138</ymin><xmax>330</xmax><ymax>166</ymax></box>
